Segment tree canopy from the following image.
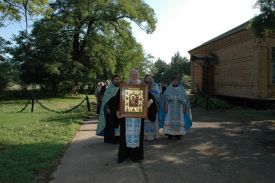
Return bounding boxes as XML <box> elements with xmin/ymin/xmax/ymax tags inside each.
<box><xmin>152</xmin><ymin>52</ymin><xmax>191</xmax><ymax>84</ymax></box>
<box><xmin>250</xmin><ymin>0</ymin><xmax>275</xmax><ymax>37</ymax></box>
<box><xmin>0</xmin><ymin>0</ymin><xmax>51</xmax><ymax>30</ymax></box>
<box><xmin>0</xmin><ymin>37</ymin><xmax>12</xmax><ymax>90</ymax></box>
<box><xmin>6</xmin><ymin>0</ymin><xmax>157</xmax><ymax>94</ymax></box>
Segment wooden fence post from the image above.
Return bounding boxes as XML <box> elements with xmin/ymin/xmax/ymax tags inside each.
<box><xmin>31</xmin><ymin>98</ymin><xmax>34</xmax><ymax>112</ymax></box>
<box><xmin>86</xmin><ymin>95</ymin><xmax>91</xmax><ymax>112</ymax></box>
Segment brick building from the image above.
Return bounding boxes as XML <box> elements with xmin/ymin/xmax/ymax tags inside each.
<box><xmin>188</xmin><ymin>21</ymin><xmax>275</xmax><ymax>100</ymax></box>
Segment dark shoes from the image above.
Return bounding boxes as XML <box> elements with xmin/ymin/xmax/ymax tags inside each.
<box><xmin>117</xmin><ymin>157</ymin><xmax>126</xmax><ymax>164</ymax></box>
<box><xmin>133</xmin><ymin>160</ymin><xmax>142</xmax><ymax>163</ymax></box>
<box><xmin>167</xmin><ymin>135</ymin><xmax>182</xmax><ymax>140</ymax></box>
<box><xmin>117</xmin><ymin>157</ymin><xmax>143</xmax><ymax>164</ymax></box>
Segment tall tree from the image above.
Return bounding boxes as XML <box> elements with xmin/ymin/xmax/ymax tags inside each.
<box><xmin>170</xmin><ymin>51</ymin><xmax>191</xmax><ymax>78</ymax></box>
<box><xmin>0</xmin><ymin>37</ymin><xmax>11</xmax><ymax>91</ymax></box>
<box><xmin>250</xmin><ymin>0</ymin><xmax>275</xmax><ymax>37</ymax></box>
<box><xmin>9</xmin><ymin>1</ymin><xmax>157</xmax><ymax>94</ymax></box>
<box><xmin>139</xmin><ymin>53</ymin><xmax>155</xmax><ymax>76</ymax></box>
<box><xmin>153</xmin><ymin>52</ymin><xmax>191</xmax><ymax>83</ymax></box>
<box><xmin>153</xmin><ymin>58</ymin><xmax>168</xmax><ymax>83</ymax></box>
<box><xmin>10</xmin><ymin>31</ymin><xmax>40</xmax><ymax>86</ymax></box>
<box><xmin>50</xmin><ymin>0</ymin><xmax>156</xmax><ymax>64</ymax></box>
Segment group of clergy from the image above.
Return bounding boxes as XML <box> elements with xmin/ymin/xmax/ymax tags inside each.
<box><xmin>96</xmin><ymin>68</ymin><xmax>192</xmax><ymax>163</ymax></box>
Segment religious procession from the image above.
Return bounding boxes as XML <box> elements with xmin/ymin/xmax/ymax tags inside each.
<box><xmin>2</xmin><ymin>0</ymin><xmax>275</xmax><ymax>182</ymax></box>
<box><xmin>96</xmin><ymin>68</ymin><xmax>192</xmax><ymax>163</ymax></box>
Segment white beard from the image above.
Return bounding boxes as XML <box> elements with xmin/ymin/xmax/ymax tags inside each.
<box><xmin>128</xmin><ymin>79</ymin><xmax>141</xmax><ymax>84</ymax></box>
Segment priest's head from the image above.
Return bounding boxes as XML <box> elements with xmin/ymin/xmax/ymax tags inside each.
<box><xmin>171</xmin><ymin>76</ymin><xmax>179</xmax><ymax>86</ymax></box>
<box><xmin>129</xmin><ymin>69</ymin><xmax>140</xmax><ymax>84</ymax></box>
<box><xmin>144</xmin><ymin>74</ymin><xmax>153</xmax><ymax>85</ymax></box>
<box><xmin>112</xmin><ymin>75</ymin><xmax>121</xmax><ymax>86</ymax></box>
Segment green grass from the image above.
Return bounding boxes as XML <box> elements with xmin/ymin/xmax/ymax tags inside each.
<box><xmin>0</xmin><ymin>95</ymin><xmax>96</xmax><ymax>183</ymax></box>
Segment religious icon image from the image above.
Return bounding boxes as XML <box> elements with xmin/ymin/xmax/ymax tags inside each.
<box><xmin>130</xmin><ymin>94</ymin><xmax>138</xmax><ymax>107</ymax></box>
<box><xmin>119</xmin><ymin>84</ymin><xmax>148</xmax><ymax>118</ymax></box>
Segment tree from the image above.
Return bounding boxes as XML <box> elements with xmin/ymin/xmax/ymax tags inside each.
<box><xmin>50</xmin><ymin>0</ymin><xmax>156</xmax><ymax>65</ymax></box>
<box><xmin>161</xmin><ymin>52</ymin><xmax>191</xmax><ymax>83</ymax></box>
<box><xmin>10</xmin><ymin>31</ymin><xmax>41</xmax><ymax>86</ymax></box>
<box><xmin>153</xmin><ymin>52</ymin><xmax>191</xmax><ymax>84</ymax></box>
<box><xmin>11</xmin><ymin>2</ymin><xmax>154</xmax><ymax>94</ymax></box>
<box><xmin>153</xmin><ymin>58</ymin><xmax>168</xmax><ymax>83</ymax></box>
<box><xmin>139</xmin><ymin>53</ymin><xmax>155</xmax><ymax>76</ymax></box>
<box><xmin>9</xmin><ymin>1</ymin><xmax>157</xmax><ymax>94</ymax></box>
<box><xmin>170</xmin><ymin>51</ymin><xmax>191</xmax><ymax>78</ymax></box>
<box><xmin>0</xmin><ymin>0</ymin><xmax>50</xmax><ymax>29</ymax></box>
<box><xmin>250</xmin><ymin>0</ymin><xmax>275</xmax><ymax>37</ymax></box>
<box><xmin>0</xmin><ymin>37</ymin><xmax>11</xmax><ymax>91</ymax></box>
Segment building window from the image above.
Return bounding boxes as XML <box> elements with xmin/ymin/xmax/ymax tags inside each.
<box><xmin>272</xmin><ymin>47</ymin><xmax>275</xmax><ymax>83</ymax></box>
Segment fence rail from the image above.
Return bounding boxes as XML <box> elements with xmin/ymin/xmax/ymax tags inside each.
<box><xmin>17</xmin><ymin>92</ymin><xmax>237</xmax><ymax>113</ymax></box>
<box><xmin>17</xmin><ymin>95</ymin><xmax>91</xmax><ymax>113</ymax></box>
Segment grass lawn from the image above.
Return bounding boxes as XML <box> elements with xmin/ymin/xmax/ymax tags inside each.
<box><xmin>0</xmin><ymin>95</ymin><xmax>96</xmax><ymax>183</ymax></box>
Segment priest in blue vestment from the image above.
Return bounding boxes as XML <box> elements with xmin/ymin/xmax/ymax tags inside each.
<box><xmin>163</xmin><ymin>76</ymin><xmax>192</xmax><ymax>140</ymax></box>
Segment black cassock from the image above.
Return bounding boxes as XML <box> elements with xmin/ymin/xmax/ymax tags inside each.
<box><xmin>109</xmin><ymin>90</ymin><xmax>157</xmax><ymax>162</ymax></box>
<box><xmin>103</xmin><ymin>97</ymin><xmax>120</xmax><ymax>144</ymax></box>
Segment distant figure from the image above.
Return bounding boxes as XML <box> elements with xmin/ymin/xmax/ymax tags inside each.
<box><xmin>158</xmin><ymin>82</ymin><xmax>167</xmax><ymax>129</ymax></box>
<box><xmin>143</xmin><ymin>74</ymin><xmax>159</xmax><ymax>140</ymax></box>
<box><xmin>99</xmin><ymin>82</ymin><xmax>107</xmax><ymax>100</ymax></box>
<box><xmin>163</xmin><ymin>76</ymin><xmax>192</xmax><ymax>140</ymax></box>
<box><xmin>161</xmin><ymin>82</ymin><xmax>167</xmax><ymax>94</ymax></box>
<box><xmin>96</xmin><ymin>75</ymin><xmax>121</xmax><ymax>144</ymax></box>
<box><xmin>95</xmin><ymin>82</ymin><xmax>103</xmax><ymax>114</ymax></box>
<box><xmin>69</xmin><ymin>86</ymin><xmax>78</xmax><ymax>96</ymax></box>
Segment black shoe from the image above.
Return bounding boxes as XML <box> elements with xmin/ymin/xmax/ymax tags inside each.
<box><xmin>133</xmin><ymin>160</ymin><xmax>141</xmax><ymax>163</ymax></box>
<box><xmin>117</xmin><ymin>158</ymin><xmax>125</xmax><ymax>164</ymax></box>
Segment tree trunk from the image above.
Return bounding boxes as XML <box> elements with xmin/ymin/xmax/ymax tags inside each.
<box><xmin>72</xmin><ymin>31</ymin><xmax>81</xmax><ymax>62</ymax></box>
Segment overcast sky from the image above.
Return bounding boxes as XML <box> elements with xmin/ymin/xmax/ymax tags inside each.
<box><xmin>0</xmin><ymin>0</ymin><xmax>260</xmax><ymax>63</ymax></box>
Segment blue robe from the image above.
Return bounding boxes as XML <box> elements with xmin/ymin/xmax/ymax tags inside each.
<box><xmin>163</xmin><ymin>83</ymin><xmax>192</xmax><ymax>136</ymax></box>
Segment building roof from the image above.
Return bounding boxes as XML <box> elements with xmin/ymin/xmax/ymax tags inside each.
<box><xmin>189</xmin><ymin>21</ymin><xmax>250</xmax><ymax>53</ymax></box>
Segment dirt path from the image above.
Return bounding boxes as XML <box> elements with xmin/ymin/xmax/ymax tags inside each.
<box><xmin>50</xmin><ymin>108</ymin><xmax>275</xmax><ymax>183</ymax></box>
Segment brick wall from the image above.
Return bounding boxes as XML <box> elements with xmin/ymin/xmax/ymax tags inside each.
<box><xmin>191</xmin><ymin>30</ymin><xmax>275</xmax><ymax>99</ymax></box>
<box><xmin>214</xmin><ymin>39</ymin><xmax>257</xmax><ymax>98</ymax></box>
<box><xmin>266</xmin><ymin>33</ymin><xmax>275</xmax><ymax>98</ymax></box>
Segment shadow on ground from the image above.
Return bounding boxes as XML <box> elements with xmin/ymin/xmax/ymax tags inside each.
<box><xmin>51</xmin><ymin>108</ymin><xmax>275</xmax><ymax>183</ymax></box>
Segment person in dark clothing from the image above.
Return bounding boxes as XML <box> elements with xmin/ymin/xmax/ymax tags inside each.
<box><xmin>99</xmin><ymin>83</ymin><xmax>107</xmax><ymax>100</ymax></box>
<box><xmin>96</xmin><ymin>76</ymin><xmax>121</xmax><ymax>144</ymax></box>
<box><xmin>110</xmin><ymin>69</ymin><xmax>157</xmax><ymax>163</ymax></box>
<box><xmin>161</xmin><ymin>82</ymin><xmax>167</xmax><ymax>94</ymax></box>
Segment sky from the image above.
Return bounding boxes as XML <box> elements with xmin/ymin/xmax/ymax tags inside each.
<box><xmin>0</xmin><ymin>0</ymin><xmax>260</xmax><ymax>63</ymax></box>
<box><xmin>132</xmin><ymin>0</ymin><xmax>260</xmax><ymax>62</ymax></box>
